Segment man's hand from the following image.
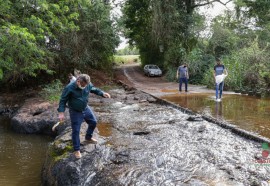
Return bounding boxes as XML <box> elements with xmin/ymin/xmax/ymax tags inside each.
<box><xmin>58</xmin><ymin>112</ymin><xmax>65</xmax><ymax>122</ymax></box>
<box><xmin>103</xmin><ymin>92</ymin><xmax>111</xmax><ymax>98</ymax></box>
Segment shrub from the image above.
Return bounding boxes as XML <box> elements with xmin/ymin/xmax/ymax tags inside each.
<box><xmin>40</xmin><ymin>79</ymin><xmax>63</xmax><ymax>102</ymax></box>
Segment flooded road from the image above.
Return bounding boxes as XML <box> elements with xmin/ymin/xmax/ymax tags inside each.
<box><xmin>118</xmin><ymin>63</ymin><xmax>270</xmax><ymax>139</ymax></box>
<box><xmin>161</xmin><ymin>93</ymin><xmax>270</xmax><ymax>138</ymax></box>
<box><xmin>0</xmin><ymin>116</ymin><xmax>52</xmax><ymax>186</ymax></box>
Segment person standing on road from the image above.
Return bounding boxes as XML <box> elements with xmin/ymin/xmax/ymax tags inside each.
<box><xmin>176</xmin><ymin>63</ymin><xmax>189</xmax><ymax>92</ymax></box>
<box><xmin>57</xmin><ymin>74</ymin><xmax>111</xmax><ymax>159</ymax></box>
<box><xmin>213</xmin><ymin>58</ymin><xmax>228</xmax><ymax>102</ymax></box>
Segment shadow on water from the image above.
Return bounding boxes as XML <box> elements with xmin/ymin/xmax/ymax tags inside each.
<box><xmin>161</xmin><ymin>93</ymin><xmax>270</xmax><ymax>138</ymax></box>
<box><xmin>0</xmin><ymin>116</ymin><xmax>52</xmax><ymax>186</ymax></box>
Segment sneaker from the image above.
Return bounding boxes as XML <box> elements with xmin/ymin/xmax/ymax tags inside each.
<box><xmin>216</xmin><ymin>99</ymin><xmax>221</xmax><ymax>102</ymax></box>
<box><xmin>74</xmin><ymin>151</ymin><xmax>82</xmax><ymax>159</ymax></box>
<box><xmin>85</xmin><ymin>137</ymin><xmax>98</xmax><ymax>144</ymax></box>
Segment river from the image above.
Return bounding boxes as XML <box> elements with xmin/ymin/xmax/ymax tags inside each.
<box><xmin>0</xmin><ymin>116</ymin><xmax>52</xmax><ymax>186</ymax></box>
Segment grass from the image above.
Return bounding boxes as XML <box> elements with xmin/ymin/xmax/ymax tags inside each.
<box><xmin>114</xmin><ymin>55</ymin><xmax>140</xmax><ymax>65</ymax></box>
<box><xmin>50</xmin><ymin>140</ymin><xmax>73</xmax><ymax>162</ymax></box>
<box><xmin>100</xmin><ymin>84</ymin><xmax>121</xmax><ymax>91</ymax></box>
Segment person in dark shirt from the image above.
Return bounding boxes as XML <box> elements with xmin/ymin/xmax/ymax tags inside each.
<box><xmin>176</xmin><ymin>63</ymin><xmax>189</xmax><ymax>92</ymax></box>
<box><xmin>213</xmin><ymin>58</ymin><xmax>228</xmax><ymax>102</ymax></box>
<box><xmin>58</xmin><ymin>74</ymin><xmax>110</xmax><ymax>158</ymax></box>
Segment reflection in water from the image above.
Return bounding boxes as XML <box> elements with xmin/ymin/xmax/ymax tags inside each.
<box><xmin>215</xmin><ymin>102</ymin><xmax>222</xmax><ymax>119</ymax></box>
<box><xmin>161</xmin><ymin>93</ymin><xmax>270</xmax><ymax>138</ymax></box>
<box><xmin>0</xmin><ymin>116</ymin><xmax>52</xmax><ymax>186</ymax></box>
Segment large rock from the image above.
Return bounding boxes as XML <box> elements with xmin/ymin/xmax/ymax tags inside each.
<box><xmin>10</xmin><ymin>98</ymin><xmax>68</xmax><ymax>135</ymax></box>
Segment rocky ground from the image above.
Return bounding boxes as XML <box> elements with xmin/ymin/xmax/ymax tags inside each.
<box><xmin>39</xmin><ymin>87</ymin><xmax>270</xmax><ymax>186</ymax></box>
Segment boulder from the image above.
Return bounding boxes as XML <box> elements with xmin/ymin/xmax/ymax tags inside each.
<box><xmin>11</xmin><ymin>98</ymin><xmax>68</xmax><ymax>135</ymax></box>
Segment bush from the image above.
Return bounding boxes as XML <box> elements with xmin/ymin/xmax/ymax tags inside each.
<box><xmin>40</xmin><ymin>79</ymin><xmax>63</xmax><ymax>102</ymax></box>
<box><xmin>114</xmin><ymin>55</ymin><xmax>140</xmax><ymax>65</ymax></box>
<box><xmin>165</xmin><ymin>66</ymin><xmax>177</xmax><ymax>82</ymax></box>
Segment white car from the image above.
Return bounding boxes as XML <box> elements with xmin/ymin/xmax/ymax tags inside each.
<box><xmin>144</xmin><ymin>64</ymin><xmax>162</xmax><ymax>77</ymax></box>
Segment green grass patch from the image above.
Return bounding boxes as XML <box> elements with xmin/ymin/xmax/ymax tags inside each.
<box><xmin>100</xmin><ymin>84</ymin><xmax>121</xmax><ymax>91</ymax></box>
<box><xmin>50</xmin><ymin>140</ymin><xmax>73</xmax><ymax>162</ymax></box>
<box><xmin>114</xmin><ymin>55</ymin><xmax>140</xmax><ymax>65</ymax></box>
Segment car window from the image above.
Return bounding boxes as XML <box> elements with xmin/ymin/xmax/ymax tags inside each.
<box><xmin>149</xmin><ymin>65</ymin><xmax>159</xmax><ymax>69</ymax></box>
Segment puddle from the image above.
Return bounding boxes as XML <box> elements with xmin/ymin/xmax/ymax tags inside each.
<box><xmin>97</xmin><ymin>122</ymin><xmax>112</xmax><ymax>137</ymax></box>
<box><xmin>161</xmin><ymin>93</ymin><xmax>270</xmax><ymax>138</ymax></box>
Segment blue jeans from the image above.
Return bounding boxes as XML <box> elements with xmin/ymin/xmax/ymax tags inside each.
<box><xmin>215</xmin><ymin>81</ymin><xmax>224</xmax><ymax>99</ymax></box>
<box><xmin>69</xmin><ymin>106</ymin><xmax>97</xmax><ymax>151</ymax></box>
<box><xmin>179</xmin><ymin>77</ymin><xmax>188</xmax><ymax>91</ymax></box>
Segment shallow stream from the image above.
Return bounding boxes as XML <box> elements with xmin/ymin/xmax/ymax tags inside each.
<box><xmin>161</xmin><ymin>93</ymin><xmax>270</xmax><ymax>138</ymax></box>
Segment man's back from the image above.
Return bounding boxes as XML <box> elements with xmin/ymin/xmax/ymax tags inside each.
<box><xmin>178</xmin><ymin>66</ymin><xmax>188</xmax><ymax>78</ymax></box>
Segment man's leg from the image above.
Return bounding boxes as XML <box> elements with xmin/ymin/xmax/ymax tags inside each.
<box><xmin>219</xmin><ymin>81</ymin><xmax>224</xmax><ymax>99</ymax></box>
<box><xmin>84</xmin><ymin>106</ymin><xmax>97</xmax><ymax>140</ymax></box>
<box><xmin>215</xmin><ymin>83</ymin><xmax>219</xmax><ymax>100</ymax></box>
<box><xmin>179</xmin><ymin>78</ymin><xmax>183</xmax><ymax>91</ymax></box>
<box><xmin>69</xmin><ymin>109</ymin><xmax>84</xmax><ymax>151</ymax></box>
<box><xmin>184</xmin><ymin>78</ymin><xmax>188</xmax><ymax>92</ymax></box>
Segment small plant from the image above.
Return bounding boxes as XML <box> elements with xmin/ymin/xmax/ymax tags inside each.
<box><xmin>40</xmin><ymin>79</ymin><xmax>63</xmax><ymax>102</ymax></box>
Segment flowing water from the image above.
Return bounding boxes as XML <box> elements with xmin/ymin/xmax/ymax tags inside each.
<box><xmin>161</xmin><ymin>93</ymin><xmax>270</xmax><ymax>138</ymax></box>
<box><xmin>42</xmin><ymin>89</ymin><xmax>270</xmax><ymax>185</ymax></box>
<box><xmin>0</xmin><ymin>116</ymin><xmax>52</xmax><ymax>186</ymax></box>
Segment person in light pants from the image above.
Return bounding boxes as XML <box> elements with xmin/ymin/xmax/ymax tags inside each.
<box><xmin>213</xmin><ymin>58</ymin><xmax>228</xmax><ymax>102</ymax></box>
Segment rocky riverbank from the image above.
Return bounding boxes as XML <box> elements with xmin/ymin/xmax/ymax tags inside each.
<box><xmin>30</xmin><ymin>87</ymin><xmax>269</xmax><ymax>185</ymax></box>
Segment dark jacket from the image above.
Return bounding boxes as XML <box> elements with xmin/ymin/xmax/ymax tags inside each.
<box><xmin>57</xmin><ymin>82</ymin><xmax>104</xmax><ymax>112</ymax></box>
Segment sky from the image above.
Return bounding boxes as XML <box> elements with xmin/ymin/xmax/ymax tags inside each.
<box><xmin>199</xmin><ymin>1</ymin><xmax>234</xmax><ymax>19</ymax></box>
<box><xmin>115</xmin><ymin>0</ymin><xmax>234</xmax><ymax>50</ymax></box>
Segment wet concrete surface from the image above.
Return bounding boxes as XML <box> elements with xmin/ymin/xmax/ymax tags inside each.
<box><xmin>43</xmin><ymin>88</ymin><xmax>270</xmax><ymax>185</ymax></box>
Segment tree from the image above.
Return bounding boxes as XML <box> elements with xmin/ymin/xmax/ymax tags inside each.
<box><xmin>0</xmin><ymin>0</ymin><xmax>119</xmax><ymax>85</ymax></box>
<box><xmin>122</xmin><ymin>0</ymin><xmax>232</xmax><ymax>74</ymax></box>
<box><xmin>0</xmin><ymin>0</ymin><xmax>80</xmax><ymax>83</ymax></box>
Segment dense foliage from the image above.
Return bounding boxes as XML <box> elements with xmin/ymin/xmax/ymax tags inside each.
<box><xmin>0</xmin><ymin>0</ymin><xmax>119</xmax><ymax>86</ymax></box>
<box><xmin>122</xmin><ymin>0</ymin><xmax>270</xmax><ymax>96</ymax></box>
<box><xmin>116</xmin><ymin>45</ymin><xmax>139</xmax><ymax>55</ymax></box>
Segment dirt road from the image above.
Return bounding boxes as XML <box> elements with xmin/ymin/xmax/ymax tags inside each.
<box><xmin>114</xmin><ymin>63</ymin><xmax>233</xmax><ymax>97</ymax></box>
